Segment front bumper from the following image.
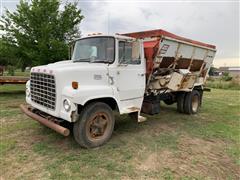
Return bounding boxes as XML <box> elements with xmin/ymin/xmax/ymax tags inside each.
<box><xmin>20</xmin><ymin>104</ymin><xmax>70</xmax><ymax>136</ymax></box>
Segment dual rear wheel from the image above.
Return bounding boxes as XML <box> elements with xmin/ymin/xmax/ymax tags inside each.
<box><xmin>177</xmin><ymin>90</ymin><xmax>202</xmax><ymax>114</ymax></box>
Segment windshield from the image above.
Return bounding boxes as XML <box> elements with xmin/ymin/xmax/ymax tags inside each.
<box><xmin>72</xmin><ymin>37</ymin><xmax>115</xmax><ymax>63</ymax></box>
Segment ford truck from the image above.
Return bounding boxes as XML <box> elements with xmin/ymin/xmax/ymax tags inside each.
<box><xmin>20</xmin><ymin>29</ymin><xmax>216</xmax><ymax>148</ymax></box>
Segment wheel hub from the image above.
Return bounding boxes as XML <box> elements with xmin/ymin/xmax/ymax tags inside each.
<box><xmin>88</xmin><ymin>113</ymin><xmax>109</xmax><ymax>139</ymax></box>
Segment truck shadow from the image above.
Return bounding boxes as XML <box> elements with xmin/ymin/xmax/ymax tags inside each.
<box><xmin>36</xmin><ymin>104</ymin><xmax>191</xmax><ymax>150</ymax></box>
<box><xmin>113</xmin><ymin>105</ymin><xmax>183</xmax><ymax>134</ymax></box>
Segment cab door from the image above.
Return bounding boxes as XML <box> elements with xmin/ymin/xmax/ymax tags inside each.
<box><xmin>115</xmin><ymin>40</ymin><xmax>145</xmax><ymax>101</ymax></box>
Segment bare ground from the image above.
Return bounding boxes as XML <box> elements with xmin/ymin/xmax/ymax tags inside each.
<box><xmin>137</xmin><ymin>135</ymin><xmax>239</xmax><ymax>179</ymax></box>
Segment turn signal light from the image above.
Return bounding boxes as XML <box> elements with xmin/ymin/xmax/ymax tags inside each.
<box><xmin>72</xmin><ymin>81</ymin><xmax>78</xmax><ymax>89</ymax></box>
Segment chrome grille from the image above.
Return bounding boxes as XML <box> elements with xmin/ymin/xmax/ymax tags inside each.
<box><xmin>30</xmin><ymin>72</ymin><xmax>56</xmax><ymax>110</ymax></box>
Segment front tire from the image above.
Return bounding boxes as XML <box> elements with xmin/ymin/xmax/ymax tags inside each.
<box><xmin>73</xmin><ymin>102</ymin><xmax>115</xmax><ymax>148</ymax></box>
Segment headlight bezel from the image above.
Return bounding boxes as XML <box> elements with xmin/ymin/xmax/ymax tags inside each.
<box><xmin>63</xmin><ymin>99</ymin><xmax>71</xmax><ymax>112</ymax></box>
<box><xmin>26</xmin><ymin>80</ymin><xmax>31</xmax><ymax>97</ymax></box>
<box><xmin>26</xmin><ymin>88</ymin><xmax>31</xmax><ymax>97</ymax></box>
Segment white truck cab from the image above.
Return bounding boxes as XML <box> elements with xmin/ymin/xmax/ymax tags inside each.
<box><xmin>21</xmin><ymin>30</ymin><xmax>216</xmax><ymax>148</ymax></box>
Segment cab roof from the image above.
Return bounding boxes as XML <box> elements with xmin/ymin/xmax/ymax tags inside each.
<box><xmin>78</xmin><ymin>34</ymin><xmax>135</xmax><ymax>41</ymax></box>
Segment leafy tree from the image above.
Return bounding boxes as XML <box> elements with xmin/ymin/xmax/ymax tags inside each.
<box><xmin>0</xmin><ymin>0</ymin><xmax>84</xmax><ymax>70</ymax></box>
<box><xmin>221</xmin><ymin>72</ymin><xmax>233</xmax><ymax>81</ymax></box>
<box><xmin>209</xmin><ymin>66</ymin><xmax>218</xmax><ymax>76</ymax></box>
<box><xmin>0</xmin><ymin>38</ymin><xmax>18</xmax><ymax>66</ymax></box>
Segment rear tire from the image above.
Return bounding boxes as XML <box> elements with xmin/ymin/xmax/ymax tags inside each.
<box><xmin>177</xmin><ymin>93</ymin><xmax>186</xmax><ymax>113</ymax></box>
<box><xmin>184</xmin><ymin>90</ymin><xmax>201</xmax><ymax>114</ymax></box>
<box><xmin>73</xmin><ymin>102</ymin><xmax>115</xmax><ymax>148</ymax></box>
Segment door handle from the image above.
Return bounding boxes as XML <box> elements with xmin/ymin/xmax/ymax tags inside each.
<box><xmin>138</xmin><ymin>73</ymin><xmax>145</xmax><ymax>77</ymax></box>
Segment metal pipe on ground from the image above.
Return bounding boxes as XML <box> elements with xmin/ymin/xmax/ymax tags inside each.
<box><xmin>19</xmin><ymin>104</ymin><xmax>70</xmax><ymax>136</ymax></box>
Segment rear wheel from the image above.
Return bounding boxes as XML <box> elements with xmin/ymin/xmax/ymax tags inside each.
<box><xmin>73</xmin><ymin>102</ymin><xmax>115</xmax><ymax>148</ymax></box>
<box><xmin>177</xmin><ymin>92</ymin><xmax>186</xmax><ymax>113</ymax></box>
<box><xmin>184</xmin><ymin>90</ymin><xmax>201</xmax><ymax>114</ymax></box>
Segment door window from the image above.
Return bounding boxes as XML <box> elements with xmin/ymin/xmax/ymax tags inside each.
<box><xmin>118</xmin><ymin>41</ymin><xmax>141</xmax><ymax>64</ymax></box>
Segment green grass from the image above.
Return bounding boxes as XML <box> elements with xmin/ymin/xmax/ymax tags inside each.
<box><xmin>206</xmin><ymin>78</ymin><xmax>240</xmax><ymax>90</ymax></box>
<box><xmin>0</xmin><ymin>84</ymin><xmax>239</xmax><ymax>179</ymax></box>
<box><xmin>0</xmin><ymin>84</ymin><xmax>25</xmax><ymax>93</ymax></box>
<box><xmin>0</xmin><ymin>139</ymin><xmax>16</xmax><ymax>155</ymax></box>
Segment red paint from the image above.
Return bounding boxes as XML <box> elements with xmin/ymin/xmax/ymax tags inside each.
<box><xmin>122</xmin><ymin>29</ymin><xmax>216</xmax><ymax>49</ymax></box>
<box><xmin>143</xmin><ymin>40</ymin><xmax>160</xmax><ymax>75</ymax></box>
<box><xmin>121</xmin><ymin>29</ymin><xmax>216</xmax><ymax>77</ymax></box>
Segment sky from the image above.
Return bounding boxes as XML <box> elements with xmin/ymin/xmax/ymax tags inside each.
<box><xmin>0</xmin><ymin>0</ymin><xmax>239</xmax><ymax>67</ymax></box>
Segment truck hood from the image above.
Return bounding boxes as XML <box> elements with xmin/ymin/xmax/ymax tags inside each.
<box><xmin>31</xmin><ymin>60</ymin><xmax>110</xmax><ymax>87</ymax></box>
<box><xmin>32</xmin><ymin>60</ymin><xmax>107</xmax><ymax>71</ymax></box>
<box><xmin>31</xmin><ymin>60</ymin><xmax>108</xmax><ymax>74</ymax></box>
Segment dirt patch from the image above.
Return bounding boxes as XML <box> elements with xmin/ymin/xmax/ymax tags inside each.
<box><xmin>0</xmin><ymin>132</ymin><xmax>51</xmax><ymax>179</ymax></box>
<box><xmin>135</xmin><ymin>136</ymin><xmax>240</xmax><ymax>179</ymax></box>
<box><xmin>0</xmin><ymin>115</ymin><xmax>23</xmax><ymax>123</ymax></box>
<box><xmin>148</xmin><ymin>123</ymin><xmax>178</xmax><ymax>136</ymax></box>
<box><xmin>156</xmin><ymin>123</ymin><xmax>176</xmax><ymax>132</ymax></box>
<box><xmin>1</xmin><ymin>100</ymin><xmax>23</xmax><ymax>107</ymax></box>
<box><xmin>138</xmin><ymin>153</ymin><xmax>159</xmax><ymax>171</ymax></box>
<box><xmin>176</xmin><ymin>136</ymin><xmax>239</xmax><ymax>179</ymax></box>
<box><xmin>5</xmin><ymin>104</ymin><xmax>20</xmax><ymax>108</ymax></box>
<box><xmin>1</xmin><ymin>153</ymin><xmax>48</xmax><ymax>180</ymax></box>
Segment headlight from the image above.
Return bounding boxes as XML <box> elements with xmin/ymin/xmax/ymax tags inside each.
<box><xmin>26</xmin><ymin>88</ymin><xmax>30</xmax><ymax>97</ymax></box>
<box><xmin>63</xmin><ymin>99</ymin><xmax>71</xmax><ymax>112</ymax></box>
<box><xmin>26</xmin><ymin>80</ymin><xmax>30</xmax><ymax>97</ymax></box>
<box><xmin>26</xmin><ymin>80</ymin><xmax>30</xmax><ymax>88</ymax></box>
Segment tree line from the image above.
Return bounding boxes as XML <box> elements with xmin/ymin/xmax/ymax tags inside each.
<box><xmin>0</xmin><ymin>0</ymin><xmax>84</xmax><ymax>71</ymax></box>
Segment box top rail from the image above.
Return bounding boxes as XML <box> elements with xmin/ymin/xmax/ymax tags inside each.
<box><xmin>121</xmin><ymin>29</ymin><xmax>216</xmax><ymax>49</ymax></box>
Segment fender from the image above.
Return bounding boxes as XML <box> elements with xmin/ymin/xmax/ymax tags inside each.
<box><xmin>61</xmin><ymin>85</ymin><xmax>121</xmax><ymax>112</ymax></box>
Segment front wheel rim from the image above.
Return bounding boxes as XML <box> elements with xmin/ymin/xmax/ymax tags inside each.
<box><xmin>86</xmin><ymin>112</ymin><xmax>110</xmax><ymax>141</ymax></box>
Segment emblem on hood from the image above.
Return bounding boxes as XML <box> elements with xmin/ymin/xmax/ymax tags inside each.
<box><xmin>94</xmin><ymin>74</ymin><xmax>102</xmax><ymax>80</ymax></box>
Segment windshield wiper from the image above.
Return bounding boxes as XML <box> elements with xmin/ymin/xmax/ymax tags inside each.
<box><xmin>73</xmin><ymin>58</ymin><xmax>91</xmax><ymax>62</ymax></box>
<box><xmin>73</xmin><ymin>58</ymin><xmax>110</xmax><ymax>63</ymax></box>
<box><xmin>91</xmin><ymin>60</ymin><xmax>110</xmax><ymax>63</ymax></box>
